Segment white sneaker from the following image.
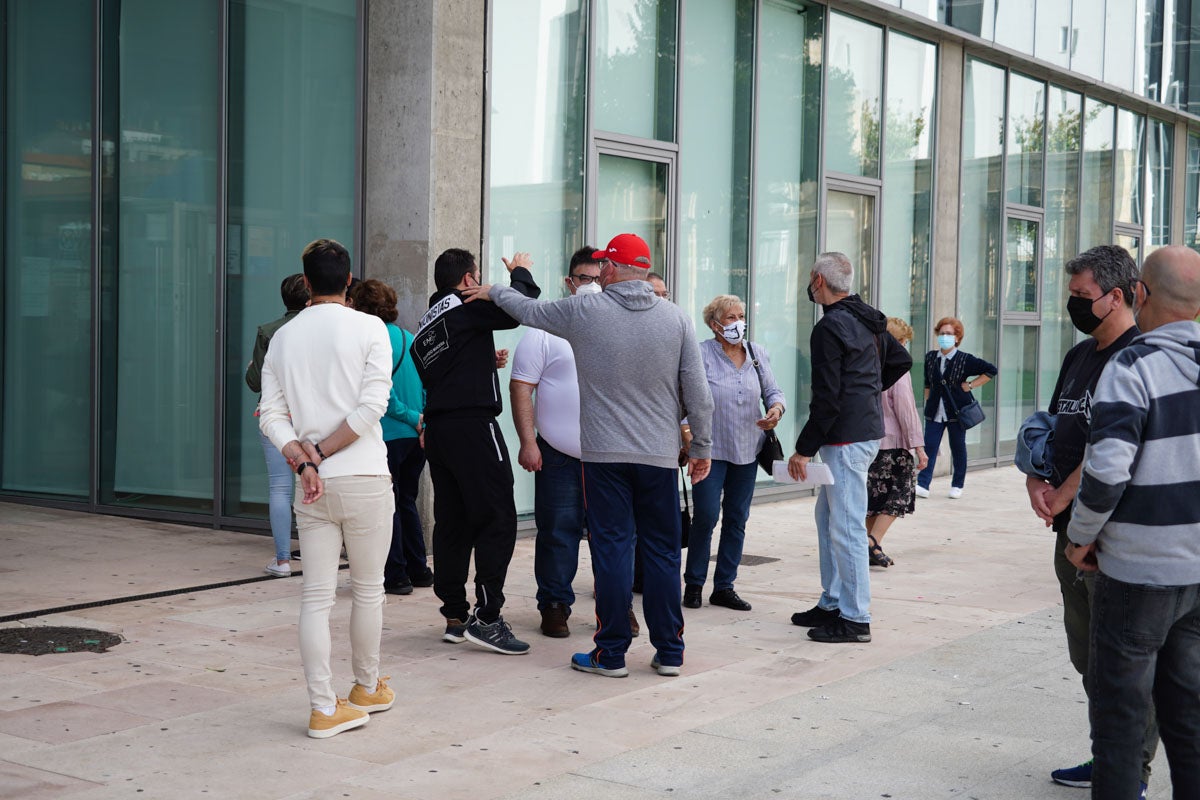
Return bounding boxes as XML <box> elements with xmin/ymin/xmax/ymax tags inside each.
<box><xmin>948</xmin><ymin>487</ymin><xmax>963</xmax><ymax>499</ymax></box>
<box><xmin>914</xmin><ymin>486</ymin><xmax>930</xmax><ymax>499</ymax></box>
<box><xmin>265</xmin><ymin>560</ymin><xmax>291</xmax><ymax>577</ymax></box>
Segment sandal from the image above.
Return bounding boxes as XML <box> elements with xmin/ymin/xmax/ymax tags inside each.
<box><xmin>868</xmin><ymin>534</ymin><xmax>893</xmax><ymax>568</ymax></box>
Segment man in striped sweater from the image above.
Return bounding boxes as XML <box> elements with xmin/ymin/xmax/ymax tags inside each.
<box><xmin>1067</xmin><ymin>245</ymin><xmax>1200</xmax><ymax>800</ymax></box>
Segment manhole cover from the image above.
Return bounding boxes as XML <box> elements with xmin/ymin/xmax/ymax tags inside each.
<box><xmin>714</xmin><ymin>554</ymin><xmax>779</xmax><ymax>566</ymax></box>
<box><xmin>0</xmin><ymin>626</ymin><xmax>122</xmax><ymax>656</ymax></box>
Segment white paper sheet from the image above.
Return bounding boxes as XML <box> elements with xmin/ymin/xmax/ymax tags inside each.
<box><xmin>771</xmin><ymin>460</ymin><xmax>835</xmax><ymax>487</ymax></box>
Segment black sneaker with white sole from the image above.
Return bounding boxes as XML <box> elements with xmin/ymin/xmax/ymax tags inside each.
<box><xmin>807</xmin><ymin>618</ymin><xmax>871</xmax><ymax>643</ymax></box>
<box><xmin>443</xmin><ymin>615</ymin><xmax>473</xmax><ymax>644</ymax></box>
<box><xmin>464</xmin><ymin>616</ymin><xmax>530</xmax><ymax>655</ymax></box>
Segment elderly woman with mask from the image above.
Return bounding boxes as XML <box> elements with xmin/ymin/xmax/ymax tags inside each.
<box><xmin>682</xmin><ymin>294</ymin><xmax>785</xmax><ymax>611</ymax></box>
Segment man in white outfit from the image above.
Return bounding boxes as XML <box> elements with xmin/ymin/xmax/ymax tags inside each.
<box><xmin>259</xmin><ymin>238</ymin><xmax>396</xmax><ymax>738</ymax></box>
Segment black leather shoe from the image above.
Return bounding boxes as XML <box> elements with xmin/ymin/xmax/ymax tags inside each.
<box><xmin>385</xmin><ymin>580</ymin><xmax>414</xmax><ymax>596</ymax></box>
<box><xmin>408</xmin><ymin>569</ymin><xmax>435</xmax><ymax>588</ymax></box>
<box><xmin>790</xmin><ymin>605</ymin><xmax>839</xmax><ymax>627</ymax></box>
<box><xmin>683</xmin><ymin>585</ymin><xmax>702</xmax><ymax>609</ymax></box>
<box><xmin>807</xmin><ymin>618</ymin><xmax>871</xmax><ymax>643</ymax></box>
<box><xmin>709</xmin><ymin>588</ymin><xmax>751</xmax><ymax>611</ymax></box>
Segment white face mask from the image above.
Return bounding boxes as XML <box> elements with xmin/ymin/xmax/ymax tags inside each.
<box><xmin>720</xmin><ymin>320</ymin><xmax>747</xmax><ymax>344</ymax></box>
<box><xmin>575</xmin><ymin>281</ymin><xmax>602</xmax><ymax>296</ymax></box>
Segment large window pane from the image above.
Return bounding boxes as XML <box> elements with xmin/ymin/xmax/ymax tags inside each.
<box><xmin>1115</xmin><ymin>108</ymin><xmax>1145</xmax><ymax>225</ymax></box>
<box><xmin>879</xmin><ymin>31</ymin><xmax>934</xmax><ymax>399</ymax></box>
<box><xmin>992</xmin><ymin>0</ymin><xmax>1034</xmax><ymax>54</ymax></box>
<box><xmin>594</xmin><ymin>0</ymin><xmax>676</xmax><ymax>141</ymax></box>
<box><xmin>2</xmin><ymin>0</ymin><xmax>92</xmax><ymax>498</ymax></box>
<box><xmin>824</xmin><ymin>12</ymin><xmax>882</xmax><ymax>178</ymax></box>
<box><xmin>596</xmin><ymin>155</ymin><xmax>667</xmax><ymax>264</ymax></box>
<box><xmin>751</xmin><ymin>0</ymin><xmax>823</xmax><ymax>459</ymax></box>
<box><xmin>1004</xmin><ymin>217</ymin><xmax>1038</xmax><ymax>314</ymax></box>
<box><xmin>1186</xmin><ymin>133</ymin><xmax>1200</xmax><ymax>252</ymax></box>
<box><xmin>1105</xmin><ymin>0</ymin><xmax>1138</xmax><ymax>92</ymax></box>
<box><xmin>958</xmin><ymin>59</ymin><xmax>1005</xmax><ymax>461</ymax></box>
<box><xmin>677</xmin><ymin>0</ymin><xmax>752</xmax><ymax>322</ymax></box>
<box><xmin>488</xmin><ymin>0</ymin><xmax>588</xmax><ymax>516</ymax></box>
<box><xmin>1146</xmin><ymin>119</ymin><xmax>1174</xmax><ymax>251</ymax></box>
<box><xmin>222</xmin><ymin>0</ymin><xmax>358</xmax><ymax>519</ymax></box>
<box><xmin>1006</xmin><ymin>73</ymin><xmax>1044</xmax><ymax>207</ymax></box>
<box><xmin>99</xmin><ymin>0</ymin><xmax>219</xmax><ymax>511</ymax></box>
<box><xmin>1081</xmin><ymin>99</ymin><xmax>1114</xmax><ymax>251</ymax></box>
<box><xmin>1040</xmin><ymin>87</ymin><xmax>1081</xmax><ymax>409</ymax></box>
<box><xmin>1070</xmin><ymin>1</ymin><xmax>1104</xmax><ymax>82</ymax></box>
<box><xmin>998</xmin><ymin>325</ymin><xmax>1038</xmax><ymax>458</ymax></box>
<box><xmin>825</xmin><ymin>189</ymin><xmax>874</xmax><ymax>299</ymax></box>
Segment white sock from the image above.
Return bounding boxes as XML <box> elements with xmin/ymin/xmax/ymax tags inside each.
<box><xmin>316</xmin><ymin>705</ymin><xmax>336</xmax><ymax>716</ymax></box>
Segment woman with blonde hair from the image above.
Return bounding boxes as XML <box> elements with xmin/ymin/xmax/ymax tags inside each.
<box><xmin>865</xmin><ymin>318</ymin><xmax>927</xmax><ymax>567</ymax></box>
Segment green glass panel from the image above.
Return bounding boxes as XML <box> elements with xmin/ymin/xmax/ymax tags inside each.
<box><xmin>594</xmin><ymin>0</ymin><xmax>677</xmax><ymax>141</ymax></box>
<box><xmin>1004</xmin><ymin>217</ymin><xmax>1038</xmax><ymax>314</ymax></box>
<box><xmin>2</xmin><ymin>0</ymin><xmax>93</xmax><ymax>498</ymax></box>
<box><xmin>824</xmin><ymin>189</ymin><xmax>874</xmax><ymax>299</ymax></box>
<box><xmin>1147</xmin><ymin>119</ymin><xmax>1173</xmax><ymax>250</ymax></box>
<box><xmin>998</xmin><ymin>324</ymin><xmax>1038</xmax><ymax>458</ymax></box>
<box><xmin>1186</xmin><ymin>133</ymin><xmax>1200</xmax><ymax>253</ymax></box>
<box><xmin>824</xmin><ymin>12</ymin><xmax>882</xmax><ymax>178</ymax></box>
<box><xmin>1040</xmin><ymin>87</ymin><xmax>1081</xmax><ymax>409</ymax></box>
<box><xmin>1006</xmin><ymin>73</ymin><xmax>1044</xmax><ymax>207</ymax></box>
<box><xmin>1081</xmin><ymin>99</ymin><xmax>1114</xmax><ymax>254</ymax></box>
<box><xmin>1115</xmin><ymin>108</ymin><xmax>1144</xmax><ymax>225</ymax></box>
<box><xmin>596</xmin><ymin>154</ymin><xmax>667</xmax><ymax>267</ymax></box>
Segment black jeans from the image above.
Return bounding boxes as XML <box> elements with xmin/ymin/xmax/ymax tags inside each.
<box><xmin>383</xmin><ymin>437</ymin><xmax>429</xmax><ymax>588</ymax></box>
<box><xmin>424</xmin><ymin>417</ymin><xmax>517</xmax><ymax>624</ymax></box>
<box><xmin>1089</xmin><ymin>572</ymin><xmax>1200</xmax><ymax>799</ymax></box>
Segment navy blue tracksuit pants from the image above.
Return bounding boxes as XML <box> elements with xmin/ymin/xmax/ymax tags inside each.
<box><xmin>582</xmin><ymin>461</ymin><xmax>684</xmax><ymax>669</ymax></box>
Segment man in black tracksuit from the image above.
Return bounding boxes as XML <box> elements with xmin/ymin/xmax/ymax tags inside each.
<box><xmin>411</xmin><ymin>248</ymin><xmax>540</xmax><ymax>655</ymax></box>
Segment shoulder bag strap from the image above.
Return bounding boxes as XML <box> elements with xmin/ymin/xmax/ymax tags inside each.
<box><xmin>392</xmin><ymin>329</ymin><xmax>409</xmax><ymax>376</ymax></box>
<box><xmin>746</xmin><ymin>342</ymin><xmax>771</xmax><ymax>414</ymax></box>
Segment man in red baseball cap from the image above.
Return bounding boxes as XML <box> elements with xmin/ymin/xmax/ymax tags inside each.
<box><xmin>591</xmin><ymin>233</ymin><xmax>653</xmax><ymax>268</ymax></box>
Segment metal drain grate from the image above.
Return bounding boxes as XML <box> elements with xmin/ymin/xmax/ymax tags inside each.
<box><xmin>714</xmin><ymin>554</ymin><xmax>779</xmax><ymax>566</ymax></box>
<box><xmin>0</xmin><ymin>626</ymin><xmax>122</xmax><ymax>656</ymax></box>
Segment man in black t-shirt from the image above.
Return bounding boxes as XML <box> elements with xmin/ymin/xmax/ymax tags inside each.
<box><xmin>1026</xmin><ymin>245</ymin><xmax>1159</xmax><ymax>793</ymax></box>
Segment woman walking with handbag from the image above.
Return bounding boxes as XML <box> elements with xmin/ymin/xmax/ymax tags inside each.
<box><xmin>682</xmin><ymin>295</ymin><xmax>785</xmax><ymax>611</ymax></box>
<box><xmin>916</xmin><ymin>317</ymin><xmax>996</xmax><ymax>499</ymax></box>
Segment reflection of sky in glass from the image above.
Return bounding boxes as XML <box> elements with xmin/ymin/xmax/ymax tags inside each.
<box><xmin>825</xmin><ymin>12</ymin><xmax>882</xmax><ymax>177</ymax></box>
<box><xmin>885</xmin><ymin>32</ymin><xmax>935</xmax><ymax>161</ymax></box>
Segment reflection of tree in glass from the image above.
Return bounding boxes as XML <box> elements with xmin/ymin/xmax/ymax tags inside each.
<box><xmin>595</xmin><ymin>0</ymin><xmax>675</xmax><ymax>140</ymax></box>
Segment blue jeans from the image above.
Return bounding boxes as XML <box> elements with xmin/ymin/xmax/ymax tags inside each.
<box><xmin>684</xmin><ymin>460</ymin><xmax>757</xmax><ymax>591</ymax></box>
<box><xmin>814</xmin><ymin>440</ymin><xmax>879</xmax><ymax>624</ymax></box>
<box><xmin>1088</xmin><ymin>573</ymin><xmax>1200</xmax><ymax>800</ymax></box>
<box><xmin>917</xmin><ymin>418</ymin><xmax>967</xmax><ymax>490</ymax></box>
<box><xmin>259</xmin><ymin>429</ymin><xmax>294</xmax><ymax>562</ymax></box>
<box><xmin>582</xmin><ymin>462</ymin><xmax>684</xmax><ymax>669</ymax></box>
<box><xmin>533</xmin><ymin>437</ymin><xmax>585</xmax><ymax>611</ymax></box>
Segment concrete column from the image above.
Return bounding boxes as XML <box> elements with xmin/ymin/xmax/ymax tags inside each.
<box><xmin>362</xmin><ymin>0</ymin><xmax>488</xmax><ymax>548</ymax></box>
<box><xmin>931</xmin><ymin>40</ymin><xmax>963</xmax><ymax>324</ymax></box>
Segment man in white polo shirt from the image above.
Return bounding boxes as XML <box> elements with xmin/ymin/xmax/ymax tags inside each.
<box><xmin>259</xmin><ymin>238</ymin><xmax>395</xmax><ymax>739</ymax></box>
<box><xmin>510</xmin><ymin>247</ymin><xmax>602</xmax><ymax>638</ymax></box>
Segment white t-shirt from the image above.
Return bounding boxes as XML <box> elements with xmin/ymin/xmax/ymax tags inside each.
<box><xmin>511</xmin><ymin>328</ymin><xmax>582</xmax><ymax>460</ymax></box>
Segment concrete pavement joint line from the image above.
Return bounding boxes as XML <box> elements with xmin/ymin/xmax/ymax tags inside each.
<box><xmin>0</xmin><ymin>565</ymin><xmax>345</xmax><ymax>624</ymax></box>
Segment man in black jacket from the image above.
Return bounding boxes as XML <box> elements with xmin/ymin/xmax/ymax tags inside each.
<box><xmin>787</xmin><ymin>252</ymin><xmax>911</xmax><ymax>644</ymax></box>
<box><xmin>411</xmin><ymin>248</ymin><xmax>540</xmax><ymax>655</ymax></box>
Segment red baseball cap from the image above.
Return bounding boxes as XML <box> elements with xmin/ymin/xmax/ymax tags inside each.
<box><xmin>592</xmin><ymin>233</ymin><xmax>652</xmax><ymax>269</ymax></box>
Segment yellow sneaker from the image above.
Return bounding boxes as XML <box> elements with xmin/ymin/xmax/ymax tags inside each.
<box><xmin>347</xmin><ymin>676</ymin><xmax>394</xmax><ymax>713</ymax></box>
<box><xmin>307</xmin><ymin>699</ymin><xmax>368</xmax><ymax>739</ymax></box>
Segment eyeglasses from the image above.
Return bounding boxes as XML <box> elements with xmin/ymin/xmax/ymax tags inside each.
<box><xmin>570</xmin><ymin>274</ymin><xmax>601</xmax><ymax>284</ymax></box>
<box><xmin>654</xmin><ymin>290</ymin><xmax>671</xmax><ymax>299</ymax></box>
<box><xmin>1136</xmin><ymin>279</ymin><xmax>1152</xmax><ymax>300</ymax></box>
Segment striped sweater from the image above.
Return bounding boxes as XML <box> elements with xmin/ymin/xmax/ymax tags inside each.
<box><xmin>1067</xmin><ymin>320</ymin><xmax>1200</xmax><ymax>585</ymax></box>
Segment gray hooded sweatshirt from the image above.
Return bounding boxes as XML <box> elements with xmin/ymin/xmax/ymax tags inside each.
<box><xmin>491</xmin><ymin>279</ymin><xmax>713</xmax><ymax>470</ymax></box>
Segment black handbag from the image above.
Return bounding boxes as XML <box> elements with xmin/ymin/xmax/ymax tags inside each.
<box><xmin>749</xmin><ymin>343</ymin><xmax>785</xmax><ymax>475</ymax></box>
<box><xmin>941</xmin><ymin>377</ymin><xmax>985</xmax><ymax>430</ymax></box>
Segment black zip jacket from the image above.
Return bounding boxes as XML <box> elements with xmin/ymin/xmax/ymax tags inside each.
<box><xmin>411</xmin><ymin>267</ymin><xmax>540</xmax><ymax>420</ymax></box>
<box><xmin>794</xmin><ymin>294</ymin><xmax>912</xmax><ymax>457</ymax></box>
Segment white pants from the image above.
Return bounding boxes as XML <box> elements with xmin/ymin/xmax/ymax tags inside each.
<box><xmin>293</xmin><ymin>475</ymin><xmax>393</xmax><ymax>709</ymax></box>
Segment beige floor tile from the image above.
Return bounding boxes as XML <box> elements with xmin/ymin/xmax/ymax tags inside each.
<box><xmin>0</xmin><ymin>760</ymin><xmax>101</xmax><ymax>800</ymax></box>
<box><xmin>0</xmin><ymin>700</ymin><xmax>157</xmax><ymax>744</ymax></box>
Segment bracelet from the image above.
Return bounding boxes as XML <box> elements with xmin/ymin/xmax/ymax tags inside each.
<box><xmin>314</xmin><ymin>443</ymin><xmax>327</xmax><ymax>460</ymax></box>
<box><xmin>296</xmin><ymin>461</ymin><xmax>318</xmax><ymax>476</ymax></box>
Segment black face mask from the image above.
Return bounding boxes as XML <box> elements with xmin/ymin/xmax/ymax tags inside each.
<box><xmin>806</xmin><ymin>282</ymin><xmax>818</xmax><ymax>304</ymax></box>
<box><xmin>1066</xmin><ymin>294</ymin><xmax>1112</xmax><ymax>335</ymax></box>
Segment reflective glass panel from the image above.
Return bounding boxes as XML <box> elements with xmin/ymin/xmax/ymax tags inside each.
<box><xmin>677</xmin><ymin>0</ymin><xmax>752</xmax><ymax>321</ymax></box>
<box><xmin>223</xmin><ymin>0</ymin><xmax>358</xmax><ymax>520</ymax></box>
<box><xmin>1040</xmin><ymin>87</ymin><xmax>1081</xmax><ymax>409</ymax></box>
<box><xmin>1146</xmin><ymin>119</ymin><xmax>1174</xmax><ymax>251</ymax></box>
<box><xmin>2</xmin><ymin>0</ymin><xmax>93</xmax><ymax>498</ymax></box>
<box><xmin>901</xmin><ymin>0</ymin><xmax>938</xmax><ymax>20</ymax></box>
<box><xmin>98</xmin><ymin>0</ymin><xmax>219</xmax><ymax>511</ymax></box>
<box><xmin>751</xmin><ymin>0</ymin><xmax>823</xmax><ymax>458</ymax></box>
<box><xmin>1005</xmin><ymin>217</ymin><xmax>1039</xmax><ymax>314</ymax></box>
<box><xmin>1081</xmin><ymin>99</ymin><xmax>1114</xmax><ymax>252</ymax></box>
<box><xmin>1114</xmin><ymin>109</ymin><xmax>1145</xmax><ymax>225</ymax></box>
<box><xmin>1070</xmin><ymin>1</ymin><xmax>1104</xmax><ymax>82</ymax></box>
<box><xmin>998</xmin><ymin>324</ymin><xmax>1038</xmax><ymax>458</ymax></box>
<box><xmin>596</xmin><ymin>155</ymin><xmax>668</xmax><ymax>269</ymax></box>
<box><xmin>992</xmin><ymin>0</ymin><xmax>1034</xmax><ymax>54</ymax></box>
<box><xmin>1033</xmin><ymin>0</ymin><xmax>1071</xmax><ymax>68</ymax></box>
<box><xmin>825</xmin><ymin>190</ymin><xmax>874</xmax><ymax>300</ymax></box>
<box><xmin>1006</xmin><ymin>73</ymin><xmax>1045</xmax><ymax>207</ymax></box>
<box><xmin>594</xmin><ymin>0</ymin><xmax>677</xmax><ymax>141</ymax></box>
<box><xmin>1116</xmin><ymin>232</ymin><xmax>1142</xmax><ymax>264</ymax></box>
<box><xmin>879</xmin><ymin>30</ymin><xmax>935</xmax><ymax>392</ymax></box>
<box><xmin>958</xmin><ymin>59</ymin><xmax>1005</xmax><ymax>460</ymax></box>
<box><xmin>1186</xmin><ymin>133</ymin><xmax>1200</xmax><ymax>252</ymax></box>
<box><xmin>1105</xmin><ymin>0</ymin><xmax>1137</xmax><ymax>91</ymax></box>
<box><xmin>824</xmin><ymin>12</ymin><xmax>882</xmax><ymax>178</ymax></box>
<box><xmin>489</xmin><ymin>0</ymin><xmax>588</xmax><ymax>516</ymax></box>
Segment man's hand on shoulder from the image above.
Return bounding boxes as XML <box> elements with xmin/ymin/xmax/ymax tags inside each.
<box><xmin>462</xmin><ymin>284</ymin><xmax>493</xmax><ymax>303</ymax></box>
<box><xmin>502</xmin><ymin>252</ymin><xmax>532</xmax><ymax>272</ymax></box>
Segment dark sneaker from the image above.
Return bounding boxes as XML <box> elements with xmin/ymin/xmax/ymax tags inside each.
<box><xmin>408</xmin><ymin>569</ymin><xmax>435</xmax><ymax>588</ymax></box>
<box><xmin>790</xmin><ymin>605</ymin><xmax>839</xmax><ymax>627</ymax></box>
<box><xmin>540</xmin><ymin>603</ymin><xmax>570</xmax><ymax>638</ymax></box>
<box><xmin>1139</xmin><ymin>781</ymin><xmax>1147</xmax><ymax>800</ymax></box>
<box><xmin>465</xmin><ymin>616</ymin><xmax>530</xmax><ymax>655</ymax></box>
<box><xmin>570</xmin><ymin>652</ymin><xmax>628</xmax><ymax>678</ymax></box>
<box><xmin>709</xmin><ymin>588</ymin><xmax>752</xmax><ymax>611</ymax></box>
<box><xmin>385</xmin><ymin>579</ymin><xmax>414</xmax><ymax>596</ymax></box>
<box><xmin>1050</xmin><ymin>759</ymin><xmax>1092</xmax><ymax>788</ymax></box>
<box><xmin>683</xmin><ymin>585</ymin><xmax>703</xmax><ymax>609</ymax></box>
<box><xmin>628</xmin><ymin>607</ymin><xmax>641</xmax><ymax>637</ymax></box>
<box><xmin>808</xmin><ymin>618</ymin><xmax>871</xmax><ymax>643</ymax></box>
<box><xmin>443</xmin><ymin>616</ymin><xmax>471</xmax><ymax>644</ymax></box>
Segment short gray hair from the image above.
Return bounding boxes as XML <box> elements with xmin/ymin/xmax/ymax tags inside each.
<box><xmin>813</xmin><ymin>252</ymin><xmax>854</xmax><ymax>294</ymax></box>
<box><xmin>1065</xmin><ymin>245</ymin><xmax>1138</xmax><ymax>307</ymax></box>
